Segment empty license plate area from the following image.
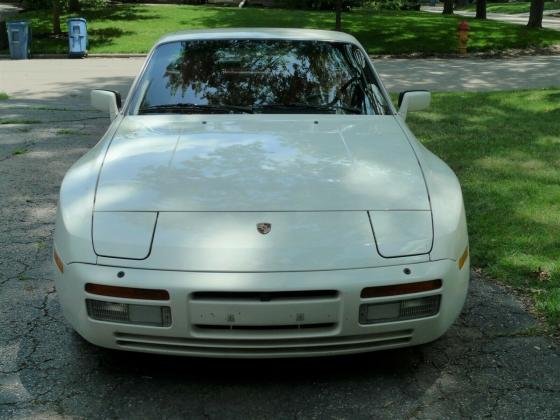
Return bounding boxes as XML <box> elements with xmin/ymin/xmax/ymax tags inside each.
<box><xmin>189</xmin><ymin>299</ymin><xmax>340</xmax><ymax>330</ymax></box>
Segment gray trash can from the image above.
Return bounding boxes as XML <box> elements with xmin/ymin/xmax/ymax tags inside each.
<box><xmin>6</xmin><ymin>21</ymin><xmax>31</xmax><ymax>60</ymax></box>
<box><xmin>67</xmin><ymin>17</ymin><xmax>88</xmax><ymax>58</ymax></box>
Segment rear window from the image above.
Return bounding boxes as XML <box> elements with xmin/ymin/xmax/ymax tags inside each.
<box><xmin>128</xmin><ymin>39</ymin><xmax>390</xmax><ymax>115</ymax></box>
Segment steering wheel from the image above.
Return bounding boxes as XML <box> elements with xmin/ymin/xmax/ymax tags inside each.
<box><xmin>328</xmin><ymin>76</ymin><xmax>362</xmax><ymax>107</ymax></box>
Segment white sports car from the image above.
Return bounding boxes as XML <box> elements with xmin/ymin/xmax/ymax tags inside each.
<box><xmin>53</xmin><ymin>28</ymin><xmax>469</xmax><ymax>358</ymax></box>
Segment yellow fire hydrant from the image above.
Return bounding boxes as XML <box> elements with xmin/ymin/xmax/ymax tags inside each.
<box><xmin>458</xmin><ymin>20</ymin><xmax>470</xmax><ymax>55</ymax></box>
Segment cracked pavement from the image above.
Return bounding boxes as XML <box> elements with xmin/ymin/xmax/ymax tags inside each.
<box><xmin>1</xmin><ymin>58</ymin><xmax>560</xmax><ymax>419</ymax></box>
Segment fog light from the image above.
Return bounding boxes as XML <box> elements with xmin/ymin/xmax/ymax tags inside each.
<box><xmin>359</xmin><ymin>295</ymin><xmax>440</xmax><ymax>324</ymax></box>
<box><xmin>86</xmin><ymin>299</ymin><xmax>172</xmax><ymax>327</ymax></box>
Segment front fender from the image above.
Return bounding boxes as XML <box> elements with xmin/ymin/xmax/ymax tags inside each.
<box><xmin>396</xmin><ymin>119</ymin><xmax>469</xmax><ymax>263</ymax></box>
<box><xmin>417</xmin><ymin>145</ymin><xmax>469</xmax><ymax>262</ymax></box>
<box><xmin>54</xmin><ymin>118</ymin><xmax>122</xmax><ymax>264</ymax></box>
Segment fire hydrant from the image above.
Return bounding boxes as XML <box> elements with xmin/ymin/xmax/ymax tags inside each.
<box><xmin>458</xmin><ymin>20</ymin><xmax>470</xmax><ymax>55</ymax></box>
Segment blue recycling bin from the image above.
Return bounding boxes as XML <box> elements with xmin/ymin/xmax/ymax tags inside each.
<box><xmin>6</xmin><ymin>21</ymin><xmax>31</xmax><ymax>60</ymax></box>
<box><xmin>67</xmin><ymin>17</ymin><xmax>88</xmax><ymax>58</ymax></box>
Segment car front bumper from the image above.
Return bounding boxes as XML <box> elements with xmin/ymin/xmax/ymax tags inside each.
<box><xmin>55</xmin><ymin>258</ymin><xmax>469</xmax><ymax>358</ymax></box>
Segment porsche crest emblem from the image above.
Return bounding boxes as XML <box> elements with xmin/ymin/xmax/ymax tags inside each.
<box><xmin>257</xmin><ymin>223</ymin><xmax>271</xmax><ymax>235</ymax></box>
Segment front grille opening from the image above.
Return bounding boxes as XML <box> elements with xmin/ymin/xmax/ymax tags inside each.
<box><xmin>112</xmin><ymin>329</ymin><xmax>415</xmax><ymax>355</ymax></box>
<box><xmin>115</xmin><ymin>337</ymin><xmax>412</xmax><ymax>355</ymax></box>
<box><xmin>194</xmin><ymin>322</ymin><xmax>336</xmax><ymax>331</ymax></box>
<box><xmin>192</xmin><ymin>290</ymin><xmax>339</xmax><ymax>302</ymax></box>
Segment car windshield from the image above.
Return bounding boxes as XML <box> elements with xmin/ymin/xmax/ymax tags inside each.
<box><xmin>128</xmin><ymin>39</ymin><xmax>390</xmax><ymax>115</ymax></box>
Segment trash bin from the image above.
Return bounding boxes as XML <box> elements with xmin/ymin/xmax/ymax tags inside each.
<box><xmin>67</xmin><ymin>17</ymin><xmax>88</xmax><ymax>58</ymax></box>
<box><xmin>6</xmin><ymin>20</ymin><xmax>31</xmax><ymax>60</ymax></box>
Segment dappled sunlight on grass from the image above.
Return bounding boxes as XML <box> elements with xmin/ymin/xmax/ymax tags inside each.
<box><xmin>407</xmin><ymin>90</ymin><xmax>560</xmax><ymax>325</ymax></box>
<box><xmin>10</xmin><ymin>6</ymin><xmax>560</xmax><ymax>54</ymax></box>
<box><xmin>475</xmin><ymin>155</ymin><xmax>558</xmax><ymax>179</ymax></box>
<box><xmin>536</xmin><ymin>288</ymin><xmax>560</xmax><ymax>323</ymax></box>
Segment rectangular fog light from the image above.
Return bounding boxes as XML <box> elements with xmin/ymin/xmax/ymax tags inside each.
<box><xmin>359</xmin><ymin>295</ymin><xmax>440</xmax><ymax>324</ymax></box>
<box><xmin>86</xmin><ymin>299</ymin><xmax>172</xmax><ymax>327</ymax></box>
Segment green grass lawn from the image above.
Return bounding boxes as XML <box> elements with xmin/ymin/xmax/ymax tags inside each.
<box><xmin>9</xmin><ymin>5</ymin><xmax>560</xmax><ymax>54</ymax></box>
<box><xmin>406</xmin><ymin>89</ymin><xmax>560</xmax><ymax>326</ymax></box>
<box><xmin>460</xmin><ymin>1</ymin><xmax>560</xmax><ymax>14</ymax></box>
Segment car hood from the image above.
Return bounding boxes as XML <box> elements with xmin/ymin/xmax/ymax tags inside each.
<box><xmin>94</xmin><ymin>115</ymin><xmax>430</xmax><ymax>212</ymax></box>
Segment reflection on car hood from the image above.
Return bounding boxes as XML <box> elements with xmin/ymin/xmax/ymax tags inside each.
<box><xmin>94</xmin><ymin>115</ymin><xmax>430</xmax><ymax>212</ymax></box>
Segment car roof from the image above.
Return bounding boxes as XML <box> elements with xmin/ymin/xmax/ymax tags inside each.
<box><xmin>155</xmin><ymin>28</ymin><xmax>361</xmax><ymax>47</ymax></box>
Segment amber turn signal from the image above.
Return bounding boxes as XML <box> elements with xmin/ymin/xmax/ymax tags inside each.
<box><xmin>85</xmin><ymin>283</ymin><xmax>170</xmax><ymax>300</ymax></box>
<box><xmin>458</xmin><ymin>246</ymin><xmax>469</xmax><ymax>270</ymax></box>
<box><xmin>361</xmin><ymin>279</ymin><xmax>442</xmax><ymax>298</ymax></box>
<box><xmin>53</xmin><ymin>249</ymin><xmax>64</xmax><ymax>273</ymax></box>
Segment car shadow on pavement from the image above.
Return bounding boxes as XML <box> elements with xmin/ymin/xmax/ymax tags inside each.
<box><xmin>9</xmin><ymin>273</ymin><xmax>559</xmax><ymax>419</ymax></box>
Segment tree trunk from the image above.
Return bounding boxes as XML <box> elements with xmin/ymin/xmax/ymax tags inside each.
<box><xmin>442</xmin><ymin>0</ymin><xmax>454</xmax><ymax>14</ymax></box>
<box><xmin>476</xmin><ymin>0</ymin><xmax>487</xmax><ymax>19</ymax></box>
<box><xmin>527</xmin><ymin>0</ymin><xmax>545</xmax><ymax>28</ymax></box>
<box><xmin>68</xmin><ymin>0</ymin><xmax>81</xmax><ymax>13</ymax></box>
<box><xmin>335</xmin><ymin>0</ymin><xmax>342</xmax><ymax>31</ymax></box>
<box><xmin>52</xmin><ymin>0</ymin><xmax>62</xmax><ymax>35</ymax></box>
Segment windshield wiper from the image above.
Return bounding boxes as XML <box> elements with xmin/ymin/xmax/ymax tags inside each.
<box><xmin>139</xmin><ymin>103</ymin><xmax>254</xmax><ymax>115</ymax></box>
<box><xmin>254</xmin><ymin>103</ymin><xmax>362</xmax><ymax>115</ymax></box>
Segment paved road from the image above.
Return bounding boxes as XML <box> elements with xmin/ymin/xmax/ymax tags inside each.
<box><xmin>375</xmin><ymin>56</ymin><xmax>560</xmax><ymax>92</ymax></box>
<box><xmin>422</xmin><ymin>6</ymin><xmax>560</xmax><ymax>31</ymax></box>
<box><xmin>1</xmin><ymin>56</ymin><xmax>559</xmax><ymax>104</ymax></box>
<box><xmin>1</xmin><ymin>58</ymin><xmax>560</xmax><ymax>418</ymax></box>
<box><xmin>0</xmin><ymin>3</ymin><xmax>22</xmax><ymax>20</ymax></box>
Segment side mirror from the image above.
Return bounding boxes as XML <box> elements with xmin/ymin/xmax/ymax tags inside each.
<box><xmin>91</xmin><ymin>90</ymin><xmax>122</xmax><ymax>121</ymax></box>
<box><xmin>398</xmin><ymin>90</ymin><xmax>431</xmax><ymax>120</ymax></box>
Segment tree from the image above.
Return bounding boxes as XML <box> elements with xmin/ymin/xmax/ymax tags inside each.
<box><xmin>476</xmin><ymin>0</ymin><xmax>487</xmax><ymax>19</ymax></box>
<box><xmin>442</xmin><ymin>0</ymin><xmax>454</xmax><ymax>15</ymax></box>
<box><xmin>335</xmin><ymin>0</ymin><xmax>342</xmax><ymax>31</ymax></box>
<box><xmin>52</xmin><ymin>0</ymin><xmax>62</xmax><ymax>35</ymax></box>
<box><xmin>68</xmin><ymin>0</ymin><xmax>81</xmax><ymax>13</ymax></box>
<box><xmin>528</xmin><ymin>0</ymin><xmax>545</xmax><ymax>28</ymax></box>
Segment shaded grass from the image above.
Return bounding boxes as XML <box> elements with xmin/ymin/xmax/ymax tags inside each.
<box><xmin>9</xmin><ymin>5</ymin><xmax>560</xmax><ymax>54</ymax></box>
<box><xmin>406</xmin><ymin>90</ymin><xmax>560</xmax><ymax>326</ymax></box>
<box><xmin>0</xmin><ymin>119</ymin><xmax>40</xmax><ymax>124</ymax></box>
<box><xmin>460</xmin><ymin>1</ymin><xmax>560</xmax><ymax>14</ymax></box>
<box><xmin>56</xmin><ymin>128</ymin><xmax>79</xmax><ymax>135</ymax></box>
<box><xmin>12</xmin><ymin>148</ymin><xmax>28</xmax><ymax>155</ymax></box>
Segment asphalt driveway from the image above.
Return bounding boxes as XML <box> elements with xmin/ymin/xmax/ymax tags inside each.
<box><xmin>1</xmin><ymin>58</ymin><xmax>560</xmax><ymax>419</ymax></box>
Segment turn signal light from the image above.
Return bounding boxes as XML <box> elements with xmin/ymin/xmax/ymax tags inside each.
<box><xmin>458</xmin><ymin>246</ymin><xmax>469</xmax><ymax>270</ymax></box>
<box><xmin>53</xmin><ymin>249</ymin><xmax>64</xmax><ymax>273</ymax></box>
<box><xmin>361</xmin><ymin>279</ymin><xmax>442</xmax><ymax>298</ymax></box>
<box><xmin>85</xmin><ymin>283</ymin><xmax>170</xmax><ymax>300</ymax></box>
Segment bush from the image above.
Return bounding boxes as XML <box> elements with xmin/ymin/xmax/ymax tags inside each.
<box><xmin>369</xmin><ymin>0</ymin><xmax>404</xmax><ymax>10</ymax></box>
<box><xmin>267</xmin><ymin>1</ymin><xmax>366</xmax><ymax>9</ymax></box>
<box><xmin>363</xmin><ymin>0</ymin><xmax>421</xmax><ymax>10</ymax></box>
<box><xmin>17</xmin><ymin>0</ymin><xmax>109</xmax><ymax>11</ymax></box>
